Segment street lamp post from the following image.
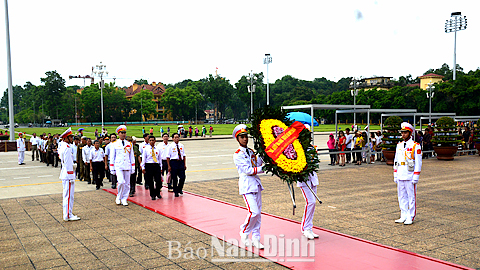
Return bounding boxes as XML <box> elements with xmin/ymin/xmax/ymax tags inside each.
<box><xmin>4</xmin><ymin>0</ymin><xmax>15</xmax><ymax>141</ymax></box>
<box><xmin>263</xmin><ymin>54</ymin><xmax>272</xmax><ymax>106</ymax></box>
<box><xmin>246</xmin><ymin>71</ymin><xmax>257</xmax><ymax>121</ymax></box>
<box><xmin>93</xmin><ymin>61</ymin><xmax>108</xmax><ymax>129</ymax></box>
<box><xmin>445</xmin><ymin>12</ymin><xmax>467</xmax><ymax>80</ymax></box>
<box><xmin>350</xmin><ymin>78</ymin><xmax>359</xmax><ymax>126</ymax></box>
<box><xmin>426</xmin><ymin>81</ymin><xmax>435</xmax><ymax>125</ymax></box>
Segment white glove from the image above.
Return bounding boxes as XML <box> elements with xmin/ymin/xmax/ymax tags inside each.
<box><xmin>412</xmin><ymin>180</ymin><xmax>418</xmax><ymax>184</ymax></box>
<box><xmin>69</xmin><ymin>179</ymin><xmax>75</xmax><ymax>183</ymax></box>
<box><xmin>111</xmin><ymin>170</ymin><xmax>116</xmax><ymax>176</ymax></box>
<box><xmin>394</xmin><ymin>178</ymin><xmax>398</xmax><ymax>184</ymax></box>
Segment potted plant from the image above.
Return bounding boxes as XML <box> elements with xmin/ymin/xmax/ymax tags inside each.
<box><xmin>474</xmin><ymin>118</ymin><xmax>480</xmax><ymax>154</ymax></box>
<box><xmin>380</xmin><ymin>116</ymin><xmax>403</xmax><ymax>165</ymax></box>
<box><xmin>432</xmin><ymin>116</ymin><xmax>461</xmax><ymax>160</ymax></box>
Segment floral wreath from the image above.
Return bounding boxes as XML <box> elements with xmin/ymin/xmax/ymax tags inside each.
<box><xmin>249</xmin><ymin>106</ymin><xmax>319</xmax><ymax>185</ymax></box>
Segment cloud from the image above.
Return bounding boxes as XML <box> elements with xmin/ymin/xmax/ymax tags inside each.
<box><xmin>355</xmin><ymin>9</ymin><xmax>363</xmax><ymax>21</ymax></box>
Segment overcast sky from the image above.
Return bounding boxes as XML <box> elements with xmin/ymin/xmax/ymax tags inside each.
<box><xmin>1</xmin><ymin>0</ymin><xmax>479</xmax><ymax>97</ymax></box>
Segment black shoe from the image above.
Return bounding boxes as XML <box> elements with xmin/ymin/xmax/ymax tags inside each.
<box><xmin>157</xmin><ymin>194</ymin><xmax>162</xmax><ymax>199</ymax></box>
<box><xmin>175</xmin><ymin>193</ymin><xmax>179</xmax><ymax>197</ymax></box>
<box><xmin>96</xmin><ymin>186</ymin><xmax>100</xmax><ymax>190</ymax></box>
<box><xmin>145</xmin><ymin>186</ymin><xmax>149</xmax><ymax>190</ymax></box>
<box><xmin>136</xmin><ymin>182</ymin><xmax>142</xmax><ymax>185</ymax></box>
<box><xmin>179</xmin><ymin>191</ymin><xmax>183</xmax><ymax>195</ymax></box>
<box><xmin>87</xmin><ymin>181</ymin><xmax>91</xmax><ymax>184</ymax></box>
<box><xmin>130</xmin><ymin>193</ymin><xmax>134</xmax><ymax>197</ymax></box>
<box><xmin>151</xmin><ymin>196</ymin><xmax>156</xmax><ymax>200</ymax></box>
<box><xmin>112</xmin><ymin>185</ymin><xmax>116</xmax><ymax>189</ymax></box>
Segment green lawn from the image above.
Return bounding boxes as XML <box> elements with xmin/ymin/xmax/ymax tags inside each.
<box><xmin>1</xmin><ymin>123</ymin><xmax>382</xmax><ymax>140</ymax></box>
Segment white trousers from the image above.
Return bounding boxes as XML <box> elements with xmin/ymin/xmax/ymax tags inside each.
<box><xmin>62</xmin><ymin>179</ymin><xmax>75</xmax><ymax>220</ymax></box>
<box><xmin>300</xmin><ymin>185</ymin><xmax>317</xmax><ymax>232</ymax></box>
<box><xmin>18</xmin><ymin>151</ymin><xmax>24</xmax><ymax>164</ymax></box>
<box><xmin>241</xmin><ymin>189</ymin><xmax>262</xmax><ymax>241</ymax></box>
<box><xmin>397</xmin><ymin>180</ymin><xmax>417</xmax><ymax>221</ymax></box>
<box><xmin>116</xmin><ymin>170</ymin><xmax>131</xmax><ymax>201</ymax></box>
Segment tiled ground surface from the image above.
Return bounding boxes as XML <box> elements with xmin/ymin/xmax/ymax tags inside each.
<box><xmin>0</xmin><ymin>192</ymin><xmax>283</xmax><ymax>270</ymax></box>
<box><xmin>1</xmin><ymin>154</ymin><xmax>479</xmax><ymax>269</ymax></box>
<box><xmin>187</xmin><ymin>155</ymin><xmax>480</xmax><ymax>270</ymax></box>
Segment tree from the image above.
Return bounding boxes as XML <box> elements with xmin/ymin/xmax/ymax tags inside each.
<box><xmin>203</xmin><ymin>75</ymin><xmax>234</xmax><ymax>121</ymax></box>
<box><xmin>134</xmin><ymin>79</ymin><xmax>148</xmax><ymax>85</ymax></box>
<box><xmin>130</xmin><ymin>89</ymin><xmax>157</xmax><ymax>121</ymax></box>
<box><xmin>40</xmin><ymin>71</ymin><xmax>67</xmax><ymax>119</ymax></box>
<box><xmin>160</xmin><ymin>86</ymin><xmax>204</xmax><ymax>120</ymax></box>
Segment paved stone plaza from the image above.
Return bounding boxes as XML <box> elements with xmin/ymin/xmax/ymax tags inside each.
<box><xmin>0</xmin><ymin>136</ymin><xmax>479</xmax><ymax>269</ymax></box>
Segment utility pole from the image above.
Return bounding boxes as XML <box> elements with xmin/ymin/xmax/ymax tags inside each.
<box><xmin>4</xmin><ymin>0</ymin><xmax>14</xmax><ymax>141</ymax></box>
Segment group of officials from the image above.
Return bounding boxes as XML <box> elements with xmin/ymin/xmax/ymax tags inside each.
<box><xmin>17</xmin><ymin>132</ymin><xmax>63</xmax><ymax>166</ymax></box>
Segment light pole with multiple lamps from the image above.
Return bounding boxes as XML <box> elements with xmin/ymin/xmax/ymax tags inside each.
<box><xmin>350</xmin><ymin>78</ymin><xmax>359</xmax><ymax>126</ymax></box>
<box><xmin>246</xmin><ymin>71</ymin><xmax>257</xmax><ymax>120</ymax></box>
<box><xmin>263</xmin><ymin>54</ymin><xmax>272</xmax><ymax>106</ymax></box>
<box><xmin>93</xmin><ymin>62</ymin><xmax>108</xmax><ymax>129</ymax></box>
<box><xmin>426</xmin><ymin>81</ymin><xmax>435</xmax><ymax>125</ymax></box>
<box><xmin>445</xmin><ymin>12</ymin><xmax>467</xmax><ymax>80</ymax></box>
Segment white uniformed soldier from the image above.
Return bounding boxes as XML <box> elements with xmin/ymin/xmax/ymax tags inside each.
<box><xmin>232</xmin><ymin>124</ymin><xmax>265</xmax><ymax>249</ymax></box>
<box><xmin>298</xmin><ymin>171</ymin><xmax>320</xmax><ymax>240</ymax></box>
<box><xmin>109</xmin><ymin>125</ymin><xmax>135</xmax><ymax>206</ymax></box>
<box><xmin>394</xmin><ymin>122</ymin><xmax>423</xmax><ymax>225</ymax></box>
<box><xmin>16</xmin><ymin>133</ymin><xmax>26</xmax><ymax>165</ymax></box>
<box><xmin>59</xmin><ymin>128</ymin><xmax>80</xmax><ymax>221</ymax></box>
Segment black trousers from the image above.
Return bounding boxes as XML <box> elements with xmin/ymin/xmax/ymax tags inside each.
<box><xmin>110</xmin><ymin>168</ymin><xmax>117</xmax><ymax>187</ymax></box>
<box><xmin>130</xmin><ymin>172</ymin><xmax>136</xmax><ymax>194</ymax></box>
<box><xmin>329</xmin><ymin>149</ymin><xmax>336</xmax><ymax>164</ymax></box>
<box><xmin>145</xmin><ymin>163</ymin><xmax>162</xmax><ymax>197</ymax></box>
<box><xmin>162</xmin><ymin>160</ymin><xmax>170</xmax><ymax>188</ymax></box>
<box><xmin>91</xmin><ymin>162</ymin><xmax>105</xmax><ymax>188</ymax></box>
<box><xmin>345</xmin><ymin>149</ymin><xmax>352</xmax><ymax>163</ymax></box>
<box><xmin>170</xmin><ymin>160</ymin><xmax>186</xmax><ymax>194</ymax></box>
<box><xmin>354</xmin><ymin>147</ymin><xmax>362</xmax><ymax>162</ymax></box>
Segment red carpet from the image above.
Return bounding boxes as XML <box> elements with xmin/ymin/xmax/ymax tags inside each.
<box><xmin>104</xmin><ymin>186</ymin><xmax>472</xmax><ymax>270</ymax></box>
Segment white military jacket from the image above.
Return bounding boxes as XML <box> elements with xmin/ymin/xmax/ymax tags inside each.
<box><xmin>233</xmin><ymin>146</ymin><xmax>264</xmax><ymax>195</ymax></box>
<box><xmin>109</xmin><ymin>139</ymin><xmax>135</xmax><ymax>173</ymax></box>
<box><xmin>59</xmin><ymin>143</ymin><xmax>75</xmax><ymax>180</ymax></box>
<box><xmin>394</xmin><ymin>137</ymin><xmax>422</xmax><ymax>181</ymax></box>
<box><xmin>297</xmin><ymin>171</ymin><xmax>319</xmax><ymax>187</ymax></box>
<box><xmin>16</xmin><ymin>138</ymin><xmax>26</xmax><ymax>151</ymax></box>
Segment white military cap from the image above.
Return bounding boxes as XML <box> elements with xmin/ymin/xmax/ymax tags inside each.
<box><xmin>60</xmin><ymin>127</ymin><xmax>73</xmax><ymax>139</ymax></box>
<box><xmin>116</xmin><ymin>125</ymin><xmax>127</xmax><ymax>134</ymax></box>
<box><xmin>400</xmin><ymin>122</ymin><xmax>414</xmax><ymax>133</ymax></box>
<box><xmin>232</xmin><ymin>124</ymin><xmax>248</xmax><ymax>138</ymax></box>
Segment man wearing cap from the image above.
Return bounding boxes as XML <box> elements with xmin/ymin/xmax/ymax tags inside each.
<box><xmin>394</xmin><ymin>122</ymin><xmax>422</xmax><ymax>225</ymax></box>
<box><xmin>16</xmin><ymin>133</ymin><xmax>26</xmax><ymax>165</ymax></box>
<box><xmin>109</xmin><ymin>125</ymin><xmax>135</xmax><ymax>206</ymax></box>
<box><xmin>232</xmin><ymin>124</ymin><xmax>265</xmax><ymax>249</ymax></box>
<box><xmin>59</xmin><ymin>128</ymin><xmax>80</xmax><ymax>221</ymax></box>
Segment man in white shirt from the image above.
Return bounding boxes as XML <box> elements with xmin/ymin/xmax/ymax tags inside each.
<box><xmin>345</xmin><ymin>128</ymin><xmax>353</xmax><ymax>164</ymax></box>
<box><xmin>16</xmin><ymin>133</ymin><xmax>26</xmax><ymax>165</ymax></box>
<box><xmin>82</xmin><ymin>138</ymin><xmax>93</xmax><ymax>184</ymax></box>
<box><xmin>141</xmin><ymin>135</ymin><xmax>163</xmax><ymax>200</ymax></box>
<box><xmin>109</xmin><ymin>125</ymin><xmax>135</xmax><ymax>206</ymax></box>
<box><xmin>105</xmin><ymin>133</ymin><xmax>117</xmax><ymax>189</ymax></box>
<box><xmin>375</xmin><ymin>131</ymin><xmax>384</xmax><ymax>161</ymax></box>
<box><xmin>138</xmin><ymin>133</ymin><xmax>149</xmax><ymax>187</ymax></box>
<box><xmin>159</xmin><ymin>133</ymin><xmax>172</xmax><ymax>191</ymax></box>
<box><xmin>166</xmin><ymin>133</ymin><xmax>187</xmax><ymax>197</ymax></box>
<box><xmin>58</xmin><ymin>128</ymin><xmax>80</xmax><ymax>222</ymax></box>
<box><xmin>30</xmin><ymin>133</ymin><xmax>39</xmax><ymax>161</ymax></box>
<box><xmin>90</xmin><ymin>140</ymin><xmax>105</xmax><ymax>190</ymax></box>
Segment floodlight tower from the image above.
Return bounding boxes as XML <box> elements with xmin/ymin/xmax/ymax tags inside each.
<box><xmin>93</xmin><ymin>62</ymin><xmax>108</xmax><ymax>128</ymax></box>
<box><xmin>445</xmin><ymin>12</ymin><xmax>467</xmax><ymax>80</ymax></box>
<box><xmin>263</xmin><ymin>54</ymin><xmax>272</xmax><ymax>106</ymax></box>
<box><xmin>246</xmin><ymin>71</ymin><xmax>257</xmax><ymax>120</ymax></box>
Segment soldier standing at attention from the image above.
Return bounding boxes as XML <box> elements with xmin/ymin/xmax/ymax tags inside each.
<box><xmin>394</xmin><ymin>122</ymin><xmax>423</xmax><ymax>225</ymax></box>
<box><xmin>59</xmin><ymin>128</ymin><xmax>80</xmax><ymax>221</ymax></box>
<box><xmin>232</xmin><ymin>124</ymin><xmax>265</xmax><ymax>249</ymax></box>
<box><xmin>82</xmin><ymin>138</ymin><xmax>94</xmax><ymax>184</ymax></box>
<box><xmin>17</xmin><ymin>132</ymin><xmax>26</xmax><ymax>165</ymax></box>
<box><xmin>109</xmin><ymin>125</ymin><xmax>135</xmax><ymax>206</ymax></box>
<box><xmin>76</xmin><ymin>137</ymin><xmax>86</xmax><ymax>180</ymax></box>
